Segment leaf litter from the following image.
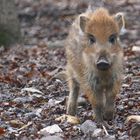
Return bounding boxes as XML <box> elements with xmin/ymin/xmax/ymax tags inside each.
<box><xmin>0</xmin><ymin>0</ymin><xmax>140</xmax><ymax>139</ymax></box>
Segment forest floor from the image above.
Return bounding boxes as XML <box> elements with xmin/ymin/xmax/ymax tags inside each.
<box><xmin>0</xmin><ymin>0</ymin><xmax>140</xmax><ymax>139</ymax></box>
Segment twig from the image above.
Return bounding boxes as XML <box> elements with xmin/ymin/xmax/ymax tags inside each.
<box><xmin>102</xmin><ymin>124</ymin><xmax>109</xmax><ymax>136</ymax></box>
<box><xmin>17</xmin><ymin>122</ymin><xmax>32</xmax><ymax>132</ymax></box>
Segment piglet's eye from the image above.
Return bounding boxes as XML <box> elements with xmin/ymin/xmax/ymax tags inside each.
<box><xmin>88</xmin><ymin>34</ymin><xmax>96</xmax><ymax>45</ymax></box>
<box><xmin>109</xmin><ymin>34</ymin><xmax>117</xmax><ymax>44</ymax></box>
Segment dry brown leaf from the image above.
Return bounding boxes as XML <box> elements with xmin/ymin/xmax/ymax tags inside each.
<box><xmin>55</xmin><ymin>114</ymin><xmax>80</xmax><ymax>124</ymax></box>
<box><xmin>17</xmin><ymin>122</ymin><xmax>32</xmax><ymax>132</ymax></box>
<box><xmin>0</xmin><ymin>64</ymin><xmax>3</xmax><ymax>68</ymax></box>
<box><xmin>126</xmin><ymin>115</ymin><xmax>140</xmax><ymax>123</ymax></box>
<box><xmin>9</xmin><ymin>120</ymin><xmax>24</xmax><ymax>128</ymax></box>
<box><xmin>0</xmin><ymin>128</ymin><xmax>6</xmax><ymax>136</ymax></box>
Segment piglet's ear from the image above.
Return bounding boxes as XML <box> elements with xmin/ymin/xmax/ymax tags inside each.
<box><xmin>114</xmin><ymin>12</ymin><xmax>125</xmax><ymax>32</ymax></box>
<box><xmin>80</xmin><ymin>16</ymin><xmax>89</xmax><ymax>32</ymax></box>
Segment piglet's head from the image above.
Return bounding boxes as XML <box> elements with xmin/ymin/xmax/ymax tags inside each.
<box><xmin>79</xmin><ymin>8</ymin><xmax>125</xmax><ymax>71</ymax></box>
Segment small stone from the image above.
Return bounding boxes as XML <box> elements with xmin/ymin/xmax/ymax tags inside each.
<box><xmin>119</xmin><ymin>134</ymin><xmax>129</xmax><ymax>140</ymax></box>
<box><xmin>122</xmin><ymin>84</ymin><xmax>129</xmax><ymax>88</ymax></box>
<box><xmin>92</xmin><ymin>128</ymin><xmax>103</xmax><ymax>138</ymax></box>
<box><xmin>132</xmin><ymin>46</ymin><xmax>140</xmax><ymax>52</ymax></box>
<box><xmin>130</xmin><ymin>123</ymin><xmax>140</xmax><ymax>139</ymax></box>
<box><xmin>40</xmin><ymin>136</ymin><xmax>63</xmax><ymax>140</ymax></box>
<box><xmin>128</xmin><ymin>101</ymin><xmax>134</xmax><ymax>107</ymax></box>
<box><xmin>48</xmin><ymin>99</ymin><xmax>62</xmax><ymax>107</ymax></box>
<box><xmin>103</xmin><ymin>135</ymin><xmax>115</xmax><ymax>140</ymax></box>
<box><xmin>80</xmin><ymin>120</ymin><xmax>97</xmax><ymax>134</ymax></box>
<box><xmin>24</xmin><ymin>112</ymin><xmax>37</xmax><ymax>120</ymax></box>
<box><xmin>21</xmin><ymin>87</ymin><xmax>43</xmax><ymax>94</ymax></box>
<box><xmin>117</xmin><ymin>105</ymin><xmax>124</xmax><ymax>111</ymax></box>
<box><xmin>13</xmin><ymin>97</ymin><xmax>32</xmax><ymax>103</ymax></box>
<box><xmin>38</xmin><ymin>124</ymin><xmax>63</xmax><ymax>135</ymax></box>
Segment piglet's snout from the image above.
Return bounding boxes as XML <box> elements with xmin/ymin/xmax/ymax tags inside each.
<box><xmin>96</xmin><ymin>57</ymin><xmax>111</xmax><ymax>71</ymax></box>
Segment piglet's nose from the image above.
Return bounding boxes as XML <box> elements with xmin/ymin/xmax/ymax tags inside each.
<box><xmin>96</xmin><ymin>58</ymin><xmax>110</xmax><ymax>71</ymax></box>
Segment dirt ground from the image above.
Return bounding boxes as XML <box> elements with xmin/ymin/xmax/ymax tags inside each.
<box><xmin>0</xmin><ymin>0</ymin><xmax>140</xmax><ymax>139</ymax></box>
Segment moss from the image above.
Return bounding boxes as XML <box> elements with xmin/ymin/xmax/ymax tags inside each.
<box><xmin>0</xmin><ymin>31</ymin><xmax>11</xmax><ymax>46</ymax></box>
<box><xmin>0</xmin><ymin>25</ymin><xmax>22</xmax><ymax>47</ymax></box>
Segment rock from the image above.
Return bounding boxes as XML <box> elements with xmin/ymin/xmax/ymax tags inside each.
<box><xmin>24</xmin><ymin>112</ymin><xmax>37</xmax><ymax>120</ymax></box>
<box><xmin>122</xmin><ymin>84</ymin><xmax>129</xmax><ymax>88</ymax></box>
<box><xmin>38</xmin><ymin>124</ymin><xmax>63</xmax><ymax>135</ymax></box>
<box><xmin>92</xmin><ymin>128</ymin><xmax>103</xmax><ymax>138</ymax></box>
<box><xmin>13</xmin><ymin>97</ymin><xmax>32</xmax><ymax>103</ymax></box>
<box><xmin>20</xmin><ymin>136</ymin><xmax>30</xmax><ymax>140</ymax></box>
<box><xmin>132</xmin><ymin>46</ymin><xmax>140</xmax><ymax>52</ymax></box>
<box><xmin>40</xmin><ymin>136</ymin><xmax>63</xmax><ymax>140</ymax></box>
<box><xmin>80</xmin><ymin>120</ymin><xmax>97</xmax><ymax>134</ymax></box>
<box><xmin>130</xmin><ymin>123</ymin><xmax>140</xmax><ymax>139</ymax></box>
<box><xmin>117</xmin><ymin>105</ymin><xmax>124</xmax><ymax>111</ymax></box>
<box><xmin>34</xmin><ymin>108</ymin><xmax>42</xmax><ymax>117</ymax></box>
<box><xmin>127</xmin><ymin>101</ymin><xmax>134</xmax><ymax>107</ymax></box>
<box><xmin>21</xmin><ymin>87</ymin><xmax>43</xmax><ymax>94</ymax></box>
<box><xmin>48</xmin><ymin>99</ymin><xmax>63</xmax><ymax>107</ymax></box>
<box><xmin>118</xmin><ymin>134</ymin><xmax>129</xmax><ymax>140</ymax></box>
<box><xmin>103</xmin><ymin>135</ymin><xmax>115</xmax><ymax>140</ymax></box>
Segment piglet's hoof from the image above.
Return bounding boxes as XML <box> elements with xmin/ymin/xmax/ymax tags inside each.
<box><xmin>103</xmin><ymin>110</ymin><xmax>114</xmax><ymax>121</ymax></box>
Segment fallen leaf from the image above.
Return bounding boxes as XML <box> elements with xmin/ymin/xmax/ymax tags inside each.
<box><xmin>17</xmin><ymin>122</ymin><xmax>32</xmax><ymax>132</ymax></box>
<box><xmin>0</xmin><ymin>64</ymin><xmax>3</xmax><ymax>68</ymax></box>
<box><xmin>21</xmin><ymin>87</ymin><xmax>43</xmax><ymax>94</ymax></box>
<box><xmin>126</xmin><ymin>115</ymin><xmax>140</xmax><ymax>123</ymax></box>
<box><xmin>55</xmin><ymin>114</ymin><xmax>80</xmax><ymax>124</ymax></box>
<box><xmin>9</xmin><ymin>120</ymin><xmax>24</xmax><ymax>128</ymax></box>
<box><xmin>0</xmin><ymin>128</ymin><xmax>6</xmax><ymax>136</ymax></box>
